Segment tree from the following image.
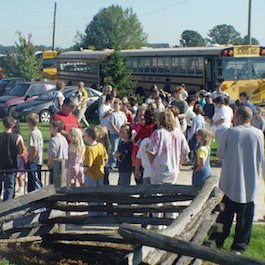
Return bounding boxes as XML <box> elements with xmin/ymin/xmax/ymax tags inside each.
<box><xmin>240</xmin><ymin>35</ymin><xmax>259</xmax><ymax>45</ymax></box>
<box><xmin>75</xmin><ymin>5</ymin><xmax>147</xmax><ymax>50</ymax></box>
<box><xmin>148</xmin><ymin>43</ymin><xmax>170</xmax><ymax>48</ymax></box>
<box><xmin>104</xmin><ymin>49</ymin><xmax>134</xmax><ymax>98</ymax></box>
<box><xmin>180</xmin><ymin>30</ymin><xmax>205</xmax><ymax>47</ymax></box>
<box><xmin>207</xmin><ymin>24</ymin><xmax>241</xmax><ymax>45</ymax></box>
<box><xmin>3</xmin><ymin>32</ymin><xmax>41</xmax><ymax>81</ymax></box>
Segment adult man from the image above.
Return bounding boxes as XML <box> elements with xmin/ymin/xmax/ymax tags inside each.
<box><xmin>211</xmin><ymin>84</ymin><xmax>229</xmax><ymax>100</ymax></box>
<box><xmin>208</xmin><ymin>106</ymin><xmax>263</xmax><ymax>254</ymax></box>
<box><xmin>239</xmin><ymin>91</ymin><xmax>257</xmax><ymax>116</ymax></box>
<box><xmin>76</xmin><ymin>81</ymin><xmax>89</xmax><ymax>127</ymax></box>
<box><xmin>171</xmin><ymin>87</ymin><xmax>188</xmax><ymax>133</ymax></box>
<box><xmin>0</xmin><ymin>117</ymin><xmax>22</xmax><ymax>200</ymax></box>
<box><xmin>51</xmin><ymin>93</ymin><xmax>80</xmax><ymax>143</ymax></box>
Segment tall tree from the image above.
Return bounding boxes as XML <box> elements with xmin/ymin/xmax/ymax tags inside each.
<box><xmin>240</xmin><ymin>35</ymin><xmax>259</xmax><ymax>45</ymax></box>
<box><xmin>3</xmin><ymin>32</ymin><xmax>41</xmax><ymax>81</ymax></box>
<box><xmin>104</xmin><ymin>49</ymin><xmax>134</xmax><ymax>98</ymax></box>
<box><xmin>207</xmin><ymin>24</ymin><xmax>241</xmax><ymax>45</ymax></box>
<box><xmin>75</xmin><ymin>5</ymin><xmax>147</xmax><ymax>50</ymax></box>
<box><xmin>180</xmin><ymin>30</ymin><xmax>205</xmax><ymax>47</ymax></box>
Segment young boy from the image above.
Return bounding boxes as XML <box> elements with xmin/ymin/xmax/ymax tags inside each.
<box><xmin>0</xmin><ymin>116</ymin><xmax>23</xmax><ymax>200</ymax></box>
<box><xmin>115</xmin><ymin>124</ymin><xmax>133</xmax><ymax>186</ymax></box>
<box><xmin>26</xmin><ymin>113</ymin><xmax>43</xmax><ymax>192</ymax></box>
<box><xmin>48</xmin><ymin>119</ymin><xmax>69</xmax><ymax>184</ymax></box>
<box><xmin>83</xmin><ymin>127</ymin><xmax>108</xmax><ymax>187</ymax></box>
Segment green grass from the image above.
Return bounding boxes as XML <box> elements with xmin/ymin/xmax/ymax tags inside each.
<box><xmin>222</xmin><ymin>224</ymin><xmax>265</xmax><ymax>260</ymax></box>
<box><xmin>0</xmin><ymin>116</ymin><xmax>99</xmax><ymax>164</ymax></box>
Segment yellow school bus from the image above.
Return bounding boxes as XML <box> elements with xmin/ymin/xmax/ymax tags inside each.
<box><xmin>42</xmin><ymin>50</ymin><xmax>58</xmax><ymax>80</ymax></box>
<box><xmin>56</xmin><ymin>46</ymin><xmax>265</xmax><ymax>103</ymax></box>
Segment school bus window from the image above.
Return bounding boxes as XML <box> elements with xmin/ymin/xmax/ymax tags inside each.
<box><xmin>164</xmin><ymin>57</ymin><xmax>171</xmax><ymax>73</ymax></box>
<box><xmin>138</xmin><ymin>58</ymin><xmax>144</xmax><ymax>72</ymax></box>
<box><xmin>132</xmin><ymin>59</ymin><xmax>138</xmax><ymax>72</ymax></box>
<box><xmin>151</xmin><ymin>58</ymin><xmax>157</xmax><ymax>73</ymax></box>
<box><xmin>216</xmin><ymin>58</ymin><xmax>223</xmax><ymax>78</ymax></box>
<box><xmin>172</xmin><ymin>57</ymin><xmax>179</xmax><ymax>73</ymax></box>
<box><xmin>187</xmin><ymin>58</ymin><xmax>195</xmax><ymax>75</ymax></box>
<box><xmin>248</xmin><ymin>58</ymin><xmax>265</xmax><ymax>78</ymax></box>
<box><xmin>222</xmin><ymin>58</ymin><xmax>249</xmax><ymax>80</ymax></box>
<box><xmin>195</xmin><ymin>57</ymin><xmax>204</xmax><ymax>75</ymax></box>
<box><xmin>157</xmin><ymin>57</ymin><xmax>164</xmax><ymax>73</ymax></box>
<box><xmin>144</xmin><ymin>58</ymin><xmax>150</xmax><ymax>73</ymax></box>
<box><xmin>179</xmin><ymin>57</ymin><xmax>187</xmax><ymax>74</ymax></box>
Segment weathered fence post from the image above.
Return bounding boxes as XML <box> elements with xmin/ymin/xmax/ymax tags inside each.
<box><xmin>53</xmin><ymin>159</ymin><xmax>67</xmax><ymax>233</ymax></box>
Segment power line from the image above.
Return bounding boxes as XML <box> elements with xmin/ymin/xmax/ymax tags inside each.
<box><xmin>139</xmin><ymin>0</ymin><xmax>193</xmax><ymax>17</ymax></box>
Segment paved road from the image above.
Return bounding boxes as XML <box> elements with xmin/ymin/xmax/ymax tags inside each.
<box><xmin>109</xmin><ymin>165</ymin><xmax>265</xmax><ymax>222</ymax></box>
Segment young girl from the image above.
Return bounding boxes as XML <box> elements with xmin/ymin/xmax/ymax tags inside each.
<box><xmin>68</xmin><ymin>128</ymin><xmax>86</xmax><ymax>187</ymax></box>
<box><xmin>192</xmin><ymin>128</ymin><xmax>213</xmax><ymax>187</ymax></box>
<box><xmin>115</xmin><ymin>124</ymin><xmax>133</xmax><ymax>186</ymax></box>
<box><xmin>94</xmin><ymin>124</ymin><xmax>111</xmax><ymax>185</ymax></box>
<box><xmin>13</xmin><ymin>120</ymin><xmax>27</xmax><ymax>194</ymax></box>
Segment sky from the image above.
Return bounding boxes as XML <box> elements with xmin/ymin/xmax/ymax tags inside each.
<box><xmin>1</xmin><ymin>0</ymin><xmax>264</xmax><ymax>48</ymax></box>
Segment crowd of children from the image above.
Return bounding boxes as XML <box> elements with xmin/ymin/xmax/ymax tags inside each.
<box><xmin>0</xmin><ymin>82</ymin><xmax>263</xmax><ymax>204</ymax></box>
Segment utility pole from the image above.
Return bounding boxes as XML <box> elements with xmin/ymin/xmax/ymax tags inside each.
<box><xmin>52</xmin><ymin>2</ymin><xmax>57</xmax><ymax>50</ymax></box>
<box><xmin>247</xmin><ymin>0</ymin><xmax>252</xmax><ymax>45</ymax></box>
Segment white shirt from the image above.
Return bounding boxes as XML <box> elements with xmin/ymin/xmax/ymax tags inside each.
<box><xmin>212</xmin><ymin>105</ymin><xmax>231</xmax><ymax>130</ymax></box>
<box><xmin>53</xmin><ymin>91</ymin><xmax>65</xmax><ymax>111</ymax></box>
<box><xmin>218</xmin><ymin>125</ymin><xmax>264</xmax><ymax>203</ymax></box>
<box><xmin>186</xmin><ymin>106</ymin><xmax>196</xmax><ymax>127</ymax></box>
<box><xmin>147</xmin><ymin>128</ymin><xmax>183</xmax><ymax>184</ymax></box>
<box><xmin>211</xmin><ymin>91</ymin><xmax>229</xmax><ymax>100</ymax></box>
<box><xmin>136</xmin><ymin>138</ymin><xmax>151</xmax><ymax>179</ymax></box>
<box><xmin>99</xmin><ymin>103</ymin><xmax>112</xmax><ymax>131</ymax></box>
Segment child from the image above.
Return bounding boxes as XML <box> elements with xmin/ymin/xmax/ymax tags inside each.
<box><xmin>155</xmin><ymin>97</ymin><xmax>165</xmax><ymax>113</ymax></box>
<box><xmin>189</xmin><ymin>104</ymin><xmax>206</xmax><ymax>161</ymax></box>
<box><xmin>48</xmin><ymin>119</ymin><xmax>69</xmax><ymax>184</ymax></box>
<box><xmin>26</xmin><ymin>113</ymin><xmax>44</xmax><ymax>192</ymax></box>
<box><xmin>12</xmin><ymin>120</ymin><xmax>27</xmax><ymax>194</ymax></box>
<box><xmin>83</xmin><ymin>127</ymin><xmax>108</xmax><ymax>187</ymax></box>
<box><xmin>192</xmin><ymin>128</ymin><xmax>213</xmax><ymax>187</ymax></box>
<box><xmin>122</xmin><ymin>97</ymin><xmax>134</xmax><ymax>125</ymax></box>
<box><xmin>108</xmin><ymin>99</ymin><xmax>127</xmax><ymax>169</ymax></box>
<box><xmin>68</xmin><ymin>128</ymin><xmax>85</xmax><ymax>187</ymax></box>
<box><xmin>94</xmin><ymin>125</ymin><xmax>111</xmax><ymax>185</ymax></box>
<box><xmin>115</xmin><ymin>124</ymin><xmax>133</xmax><ymax>186</ymax></box>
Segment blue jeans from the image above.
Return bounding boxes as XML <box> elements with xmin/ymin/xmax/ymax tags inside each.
<box><xmin>109</xmin><ymin>133</ymin><xmax>121</xmax><ymax>168</ymax></box>
<box><xmin>118</xmin><ymin>171</ymin><xmax>132</xmax><ymax>186</ymax></box>
<box><xmin>28</xmin><ymin>163</ymin><xmax>42</xmax><ymax>192</ymax></box>
<box><xmin>85</xmin><ymin>174</ymin><xmax>104</xmax><ymax>216</ymax></box>
<box><xmin>0</xmin><ymin>172</ymin><xmax>16</xmax><ymax>201</ymax></box>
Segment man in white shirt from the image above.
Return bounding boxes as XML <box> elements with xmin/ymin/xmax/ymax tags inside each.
<box><xmin>208</xmin><ymin>106</ymin><xmax>263</xmax><ymax>254</ymax></box>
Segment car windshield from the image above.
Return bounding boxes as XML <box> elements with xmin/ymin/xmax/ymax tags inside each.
<box><xmin>9</xmin><ymin>84</ymin><xmax>30</xmax><ymax>97</ymax></box>
<box><xmin>37</xmin><ymin>89</ymin><xmax>56</xmax><ymax>101</ymax></box>
<box><xmin>222</xmin><ymin>57</ymin><xmax>265</xmax><ymax>81</ymax></box>
<box><xmin>42</xmin><ymin>58</ymin><xmax>56</xmax><ymax>68</ymax></box>
<box><xmin>0</xmin><ymin>80</ymin><xmax>8</xmax><ymax>90</ymax></box>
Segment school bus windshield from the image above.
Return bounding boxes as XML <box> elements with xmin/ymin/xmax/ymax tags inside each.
<box><xmin>222</xmin><ymin>57</ymin><xmax>265</xmax><ymax>81</ymax></box>
<box><xmin>42</xmin><ymin>58</ymin><xmax>56</xmax><ymax>69</ymax></box>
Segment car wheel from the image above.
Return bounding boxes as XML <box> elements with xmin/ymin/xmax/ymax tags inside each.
<box><xmin>40</xmin><ymin>110</ymin><xmax>51</xmax><ymax>123</ymax></box>
<box><xmin>8</xmin><ymin>106</ymin><xmax>16</xmax><ymax>117</ymax></box>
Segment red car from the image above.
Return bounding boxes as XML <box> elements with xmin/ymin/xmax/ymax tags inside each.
<box><xmin>0</xmin><ymin>81</ymin><xmax>55</xmax><ymax>117</ymax></box>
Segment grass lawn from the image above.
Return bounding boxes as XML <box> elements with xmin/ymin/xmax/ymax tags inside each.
<box><xmin>0</xmin><ymin>116</ymin><xmax>99</xmax><ymax>164</ymax></box>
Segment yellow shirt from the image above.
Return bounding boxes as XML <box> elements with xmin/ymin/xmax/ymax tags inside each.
<box><xmin>84</xmin><ymin>143</ymin><xmax>108</xmax><ymax>179</ymax></box>
<box><xmin>81</xmin><ymin>88</ymin><xmax>88</xmax><ymax>107</ymax></box>
<box><xmin>196</xmin><ymin>145</ymin><xmax>209</xmax><ymax>165</ymax></box>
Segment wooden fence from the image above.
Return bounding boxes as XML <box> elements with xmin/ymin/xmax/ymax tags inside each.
<box><xmin>0</xmin><ymin>161</ymin><xmax>264</xmax><ymax>265</ymax></box>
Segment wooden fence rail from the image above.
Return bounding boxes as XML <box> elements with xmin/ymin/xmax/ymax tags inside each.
<box><xmin>0</xmin><ymin>169</ymin><xmax>262</xmax><ymax>265</ymax></box>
